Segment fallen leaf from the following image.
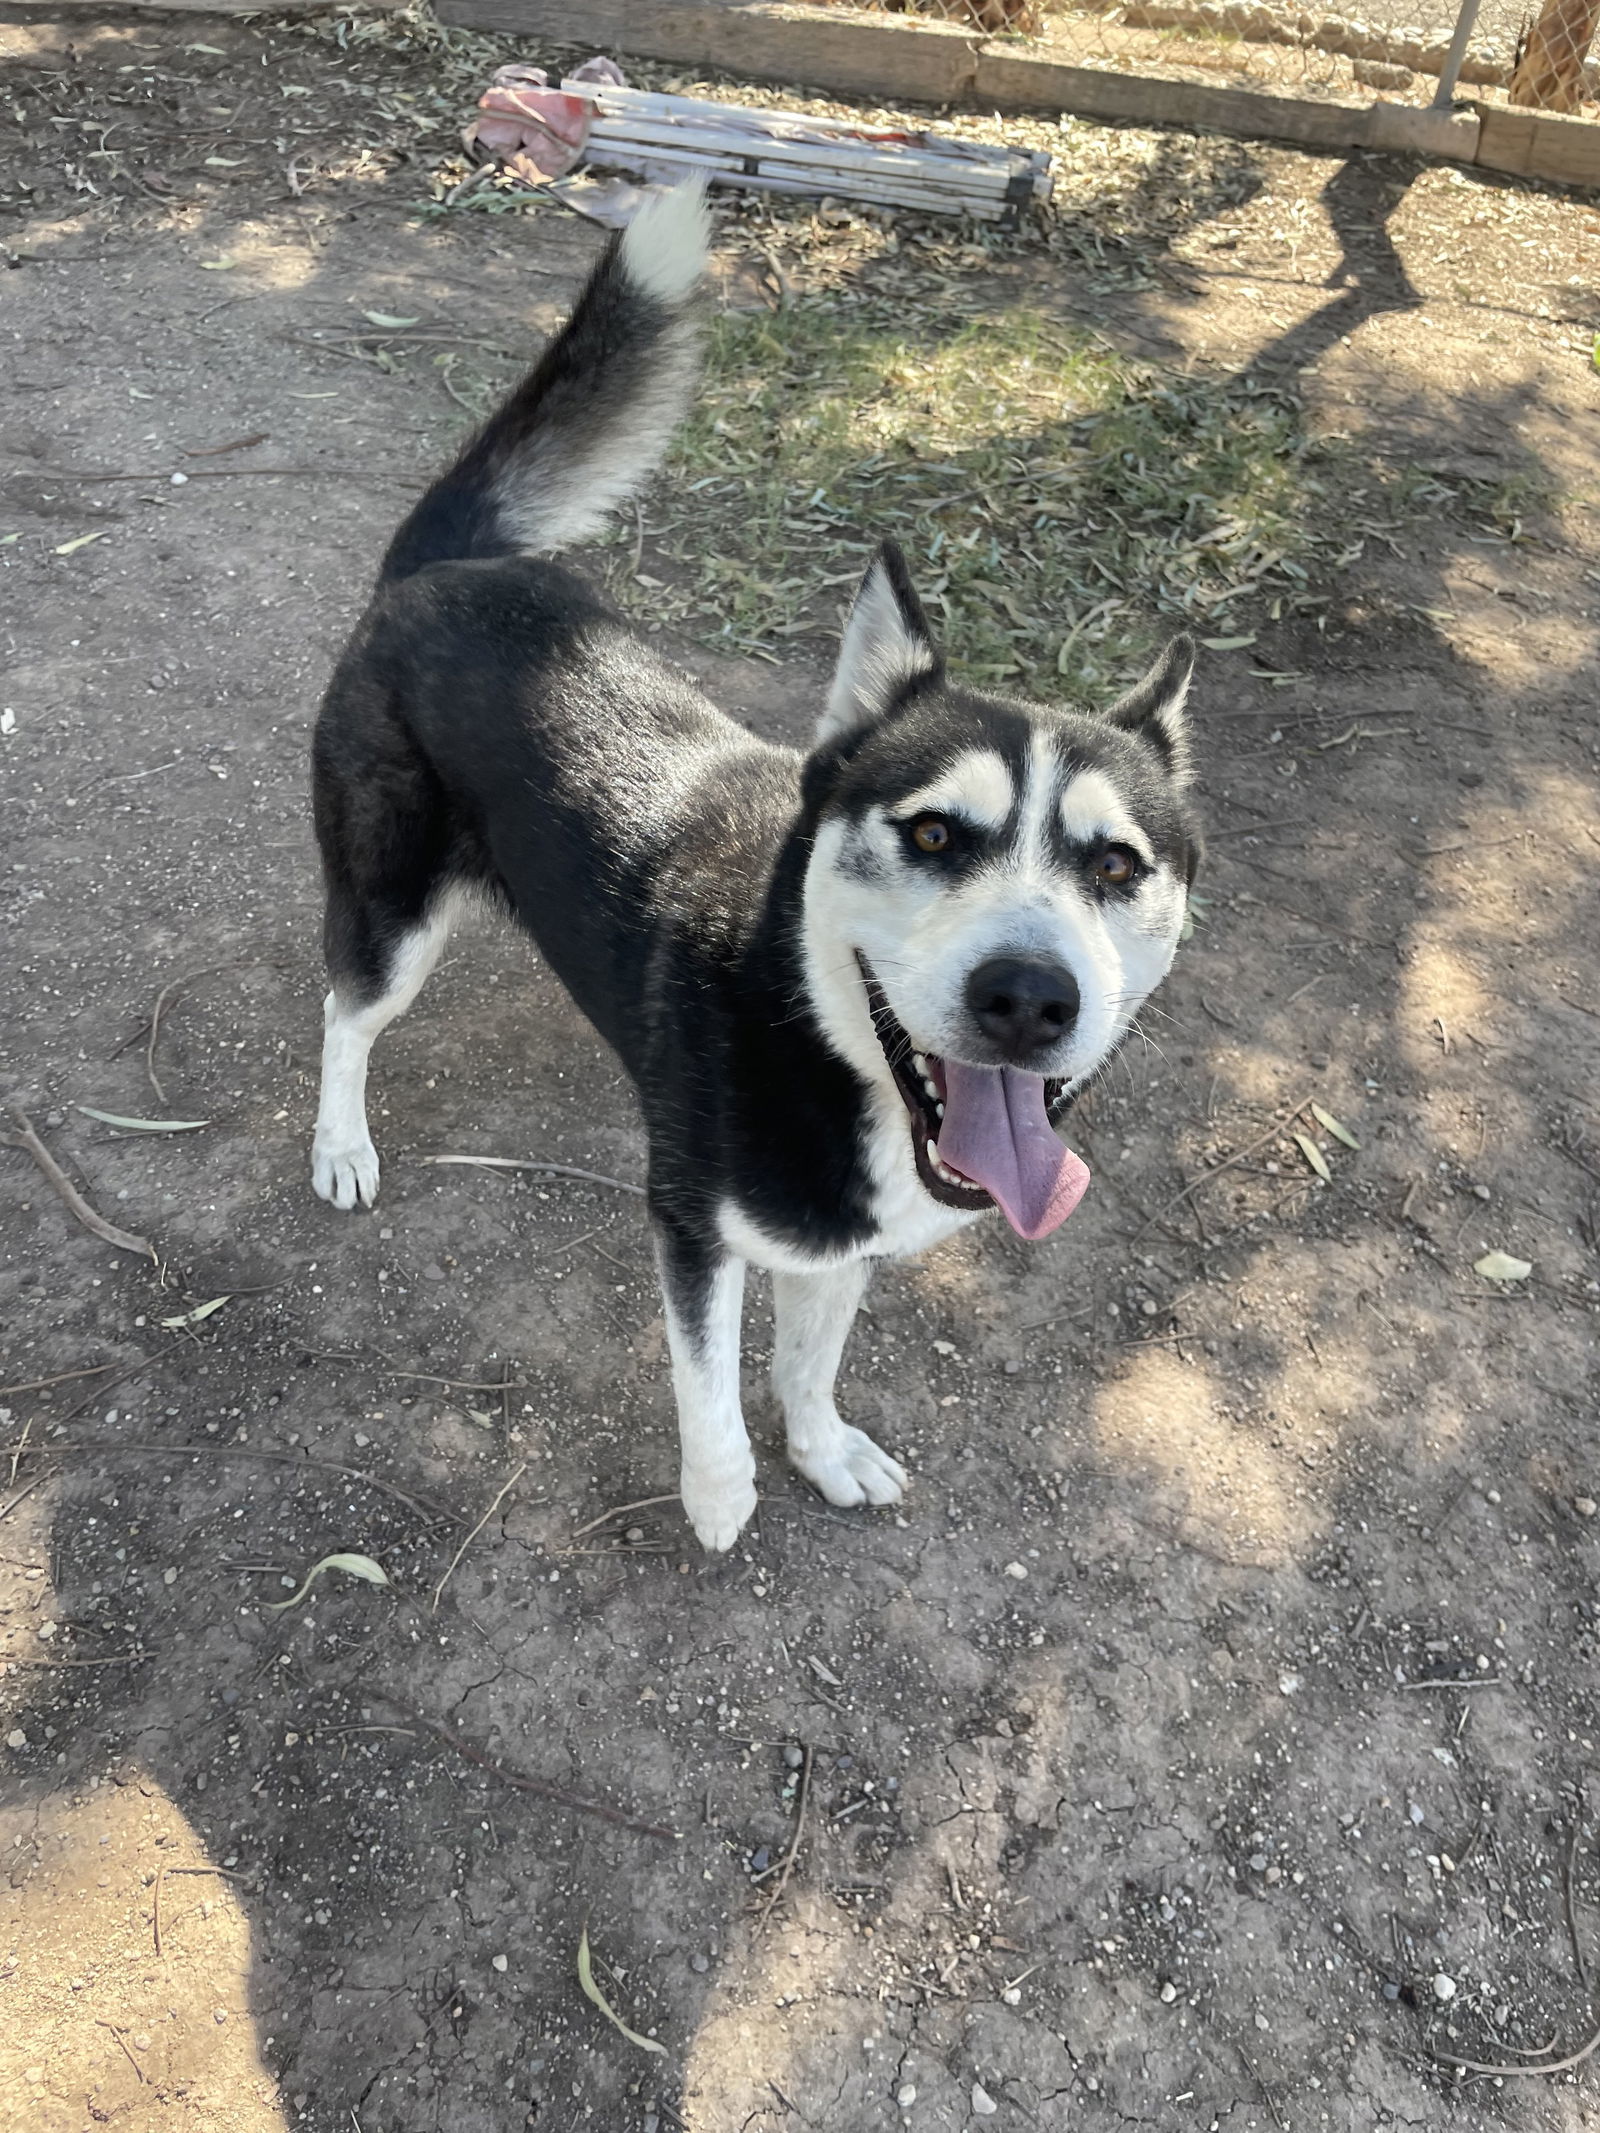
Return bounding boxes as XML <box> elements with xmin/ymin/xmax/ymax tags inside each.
<box><xmin>204</xmin><ymin>157</ymin><xmax>245</xmax><ymax>168</ymax></box>
<box><xmin>1310</xmin><ymin>1103</ymin><xmax>1359</xmax><ymax>1150</ymax></box>
<box><xmin>0</xmin><ymin>532</ymin><xmax>19</xmax><ymax>545</ymax></box>
<box><xmin>77</xmin><ymin>1106</ymin><xmax>209</xmax><ymax>1133</ymax></box>
<box><xmin>363</xmin><ymin>311</ymin><xmax>420</xmax><ymax>329</ymax></box>
<box><xmin>577</xmin><ymin>1928</ymin><xmax>667</xmax><ymax>2056</ymax></box>
<box><xmin>54</xmin><ymin>531</ymin><xmax>106</xmax><ymax>556</ymax></box>
<box><xmin>1201</xmin><ymin>633</ymin><xmax>1257</xmax><ymax>650</ymax></box>
<box><xmin>160</xmin><ymin>1296</ymin><xmax>231</xmax><ymax>1330</ymax></box>
<box><xmin>807</xmin><ymin>1654</ymin><xmax>843</xmax><ymax>1687</ymax></box>
<box><xmin>185</xmin><ymin>41</ymin><xmax>226</xmax><ymax>52</ymax></box>
<box><xmin>1293</xmin><ymin>1132</ymin><xmax>1332</xmax><ymax>1183</ymax></box>
<box><xmin>267</xmin><ymin>1553</ymin><xmax>391</xmax><ymax>1612</ymax></box>
<box><xmin>1474</xmin><ymin>1250</ymin><xmax>1532</xmax><ymax>1283</ymax></box>
<box><xmin>200</xmin><ymin>255</ymin><xmax>238</xmax><ymax>271</ymax></box>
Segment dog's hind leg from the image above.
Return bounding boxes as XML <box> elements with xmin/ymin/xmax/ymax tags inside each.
<box><xmin>312</xmin><ymin>895</ymin><xmax>455</xmax><ymax>1211</ymax></box>
<box><xmin>773</xmin><ymin>1262</ymin><xmax>907</xmax><ymax>1511</ymax></box>
<box><xmin>655</xmin><ymin>1229</ymin><xmax>757</xmax><ymax>1553</ymax></box>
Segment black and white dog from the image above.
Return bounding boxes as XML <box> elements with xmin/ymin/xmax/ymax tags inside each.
<box><xmin>310</xmin><ymin>182</ymin><xmax>1200</xmax><ymax>1551</ymax></box>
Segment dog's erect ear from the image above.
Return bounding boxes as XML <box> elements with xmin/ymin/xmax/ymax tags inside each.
<box><xmin>1103</xmin><ymin>634</ymin><xmax>1195</xmax><ymax>784</ymax></box>
<box><xmin>817</xmin><ymin>542</ymin><xmax>940</xmax><ymax>746</ymax></box>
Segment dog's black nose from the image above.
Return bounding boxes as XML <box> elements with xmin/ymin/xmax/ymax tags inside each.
<box><xmin>965</xmin><ymin>956</ymin><xmax>1079</xmax><ymax>1062</ymax></box>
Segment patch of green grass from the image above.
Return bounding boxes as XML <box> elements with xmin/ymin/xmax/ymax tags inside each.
<box><xmin>615</xmin><ymin>297</ymin><xmax>1340</xmax><ymax>696</ymax></box>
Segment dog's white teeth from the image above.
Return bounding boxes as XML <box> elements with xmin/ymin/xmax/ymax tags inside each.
<box><xmin>912</xmin><ymin>1051</ymin><xmax>928</xmax><ymax>1075</ymax></box>
<box><xmin>935</xmin><ymin>1101</ymin><xmax>945</xmax><ymax>1117</ymax></box>
<box><xmin>921</xmin><ymin>1076</ymin><xmax>939</xmax><ymax>1102</ymax></box>
<box><xmin>926</xmin><ymin>1138</ymin><xmax>938</xmax><ymax>1165</ymax></box>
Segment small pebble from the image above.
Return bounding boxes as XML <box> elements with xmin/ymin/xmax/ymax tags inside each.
<box><xmin>624</xmin><ymin>1526</ymin><xmax>646</xmax><ymax>1544</ymax></box>
<box><xmin>1249</xmin><ymin>1852</ymin><xmax>1269</xmax><ymax>1872</ymax></box>
<box><xmin>897</xmin><ymin>2084</ymin><xmax>917</xmax><ymax>2109</ymax></box>
<box><xmin>1002</xmin><ymin>1561</ymin><xmax>1028</xmax><ymax>1581</ymax></box>
<box><xmin>784</xmin><ymin>1745</ymin><xmax>804</xmax><ymax>1771</ymax></box>
<box><xmin>1160</xmin><ymin>1981</ymin><xmax>1177</xmax><ymax>2004</ymax></box>
<box><xmin>1575</xmin><ymin>1498</ymin><xmax>1597</xmax><ymax>1519</ymax></box>
<box><xmin>5</xmin><ymin>1729</ymin><xmax>26</xmax><ymax>1750</ymax></box>
<box><xmin>1001</xmin><ymin>1986</ymin><xmax>1021</xmax><ymax>2006</ymax></box>
<box><xmin>691</xmin><ymin>1953</ymin><xmax>710</xmax><ymax>1974</ymax></box>
<box><xmin>1472</xmin><ymin>1183</ymin><xmax>1491</xmax><ymax>1200</ymax></box>
<box><xmin>491</xmin><ymin>1955</ymin><xmax>508</xmax><ymax>1973</ymax></box>
<box><xmin>751</xmin><ymin>1848</ymin><xmax>770</xmax><ymax>1875</ymax></box>
<box><xmin>1433</xmin><ymin>1973</ymin><xmax>1457</xmax><ymax>2002</ymax></box>
<box><xmin>971</xmin><ymin>2083</ymin><xmax>998</xmax><ymax>2116</ymax></box>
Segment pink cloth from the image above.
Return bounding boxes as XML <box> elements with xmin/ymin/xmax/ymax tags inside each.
<box><xmin>465</xmin><ymin>58</ymin><xmax>625</xmax><ymax>182</ymax></box>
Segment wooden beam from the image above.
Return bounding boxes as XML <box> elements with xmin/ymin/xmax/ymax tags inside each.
<box><xmin>436</xmin><ymin>1</ymin><xmax>984</xmax><ymax>106</ymax></box>
<box><xmin>437</xmin><ymin>0</ymin><xmax>1500</xmax><ymax>169</ymax></box>
<box><xmin>972</xmin><ymin>48</ymin><xmax>1365</xmax><ymax>149</ymax></box>
<box><xmin>1475</xmin><ymin>98</ymin><xmax>1600</xmax><ymax>182</ymax></box>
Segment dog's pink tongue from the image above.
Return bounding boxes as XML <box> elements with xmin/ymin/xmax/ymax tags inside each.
<box><xmin>937</xmin><ymin>1062</ymin><xmax>1090</xmax><ymax>1240</ymax></box>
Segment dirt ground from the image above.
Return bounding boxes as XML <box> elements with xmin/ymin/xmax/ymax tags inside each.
<box><xmin>2</xmin><ymin>9</ymin><xmax>1599</xmax><ymax>2131</ymax></box>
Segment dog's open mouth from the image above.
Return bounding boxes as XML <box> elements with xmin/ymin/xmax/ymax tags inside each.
<box><xmin>857</xmin><ymin>957</ymin><xmax>1091</xmax><ymax>1240</ymax></box>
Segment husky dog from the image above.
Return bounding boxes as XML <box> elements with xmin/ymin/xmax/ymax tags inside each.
<box><xmin>310</xmin><ymin>182</ymin><xmax>1201</xmax><ymax>1552</ymax></box>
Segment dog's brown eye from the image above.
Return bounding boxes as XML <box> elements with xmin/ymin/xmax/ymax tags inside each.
<box><xmin>910</xmin><ymin>816</ymin><xmax>951</xmax><ymax>855</ymax></box>
<box><xmin>1096</xmin><ymin>845</ymin><xmax>1139</xmax><ymax>886</ymax></box>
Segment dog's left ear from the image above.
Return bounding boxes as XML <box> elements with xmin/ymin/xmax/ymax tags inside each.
<box><xmin>817</xmin><ymin>542</ymin><xmax>940</xmax><ymax>746</ymax></box>
<box><xmin>1104</xmin><ymin>635</ymin><xmax>1195</xmax><ymax>784</ymax></box>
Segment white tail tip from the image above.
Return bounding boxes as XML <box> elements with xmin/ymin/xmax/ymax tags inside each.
<box><xmin>620</xmin><ymin>175</ymin><xmax>711</xmax><ymax>305</ymax></box>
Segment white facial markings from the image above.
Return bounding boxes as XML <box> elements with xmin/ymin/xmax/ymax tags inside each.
<box><xmin>1014</xmin><ymin>728</ymin><xmax>1062</xmax><ymax>881</ymax></box>
<box><xmin>801</xmin><ymin>712</ymin><xmax>1192</xmax><ymax>1238</ymax></box>
<box><xmin>896</xmin><ymin>748</ymin><xmax>1015</xmax><ymax>833</ymax></box>
<box><xmin>1058</xmin><ymin>766</ymin><xmax>1156</xmax><ymax>867</ymax></box>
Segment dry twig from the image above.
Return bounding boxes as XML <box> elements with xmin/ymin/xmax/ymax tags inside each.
<box><xmin>3</xmin><ymin>1437</ymin><xmax>460</xmax><ymax>1527</ymax></box>
<box><xmin>144</xmin><ymin>961</ymin><xmax>237</xmax><ymax>1103</ymax></box>
<box><xmin>756</xmin><ymin>1744</ymin><xmax>813</xmax><ymax>1933</ymax></box>
<box><xmin>569</xmin><ymin>1493</ymin><xmax>679</xmax><ymax>1543</ymax></box>
<box><xmin>97</xmin><ymin>2021</ymin><xmax>146</xmax><ymax>2083</ymax></box>
<box><xmin>4</xmin><ymin>1109</ymin><xmax>155</xmax><ymax>1259</ymax></box>
<box><xmin>153</xmin><ymin>1862</ymin><xmax>249</xmax><ymax>1957</ymax></box>
<box><xmin>371</xmin><ymin>1693</ymin><xmax>677</xmax><ymax>1839</ymax></box>
<box><xmin>422</xmin><ymin>1154</ymin><xmax>645</xmax><ymax>1196</ymax></box>
<box><xmin>0</xmin><ymin>1361</ymin><xmax>120</xmax><ymax>1399</ymax></box>
<box><xmin>431</xmin><ymin>1460</ymin><xmax>528</xmax><ymax>1613</ymax></box>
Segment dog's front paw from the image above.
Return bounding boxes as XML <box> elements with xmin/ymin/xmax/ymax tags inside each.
<box><xmin>312</xmin><ymin>1133</ymin><xmax>380</xmax><ymax>1211</ymax></box>
<box><xmin>680</xmin><ymin>1466</ymin><xmax>758</xmax><ymax>1554</ymax></box>
<box><xmin>791</xmin><ymin>1424</ymin><xmax>907</xmax><ymax>1511</ymax></box>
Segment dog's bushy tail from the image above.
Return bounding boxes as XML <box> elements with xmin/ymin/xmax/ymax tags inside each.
<box><xmin>380</xmin><ymin>180</ymin><xmax>711</xmax><ymax>583</ymax></box>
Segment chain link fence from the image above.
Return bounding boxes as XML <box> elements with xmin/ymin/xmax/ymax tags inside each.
<box><xmin>832</xmin><ymin>0</ymin><xmax>1599</xmax><ymax>113</ymax></box>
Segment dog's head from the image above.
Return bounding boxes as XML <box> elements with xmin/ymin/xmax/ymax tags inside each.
<box><xmin>800</xmin><ymin>542</ymin><xmax>1201</xmax><ymax>1240</ymax></box>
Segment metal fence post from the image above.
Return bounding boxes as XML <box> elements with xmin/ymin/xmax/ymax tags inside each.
<box><xmin>1431</xmin><ymin>0</ymin><xmax>1485</xmax><ymax>105</ymax></box>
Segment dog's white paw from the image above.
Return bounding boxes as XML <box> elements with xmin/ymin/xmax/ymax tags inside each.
<box><xmin>312</xmin><ymin>1134</ymin><xmax>380</xmax><ymax>1211</ymax></box>
<box><xmin>791</xmin><ymin>1424</ymin><xmax>907</xmax><ymax>1510</ymax></box>
<box><xmin>681</xmin><ymin>1466</ymin><xmax>758</xmax><ymax>1554</ymax></box>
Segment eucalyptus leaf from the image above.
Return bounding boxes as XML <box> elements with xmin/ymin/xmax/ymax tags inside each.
<box><xmin>1293</xmin><ymin>1132</ymin><xmax>1332</xmax><ymax>1183</ymax></box>
<box><xmin>77</xmin><ymin>1106</ymin><xmax>209</xmax><ymax>1133</ymax></box>
<box><xmin>160</xmin><ymin>1296</ymin><xmax>230</xmax><ymax>1330</ymax></box>
<box><xmin>267</xmin><ymin>1553</ymin><xmax>391</xmax><ymax>1612</ymax></box>
<box><xmin>577</xmin><ymin>1928</ymin><xmax>667</xmax><ymax>2056</ymax></box>
<box><xmin>1310</xmin><ymin>1103</ymin><xmax>1359</xmax><ymax>1150</ymax></box>
<box><xmin>1474</xmin><ymin>1250</ymin><xmax>1532</xmax><ymax>1284</ymax></box>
